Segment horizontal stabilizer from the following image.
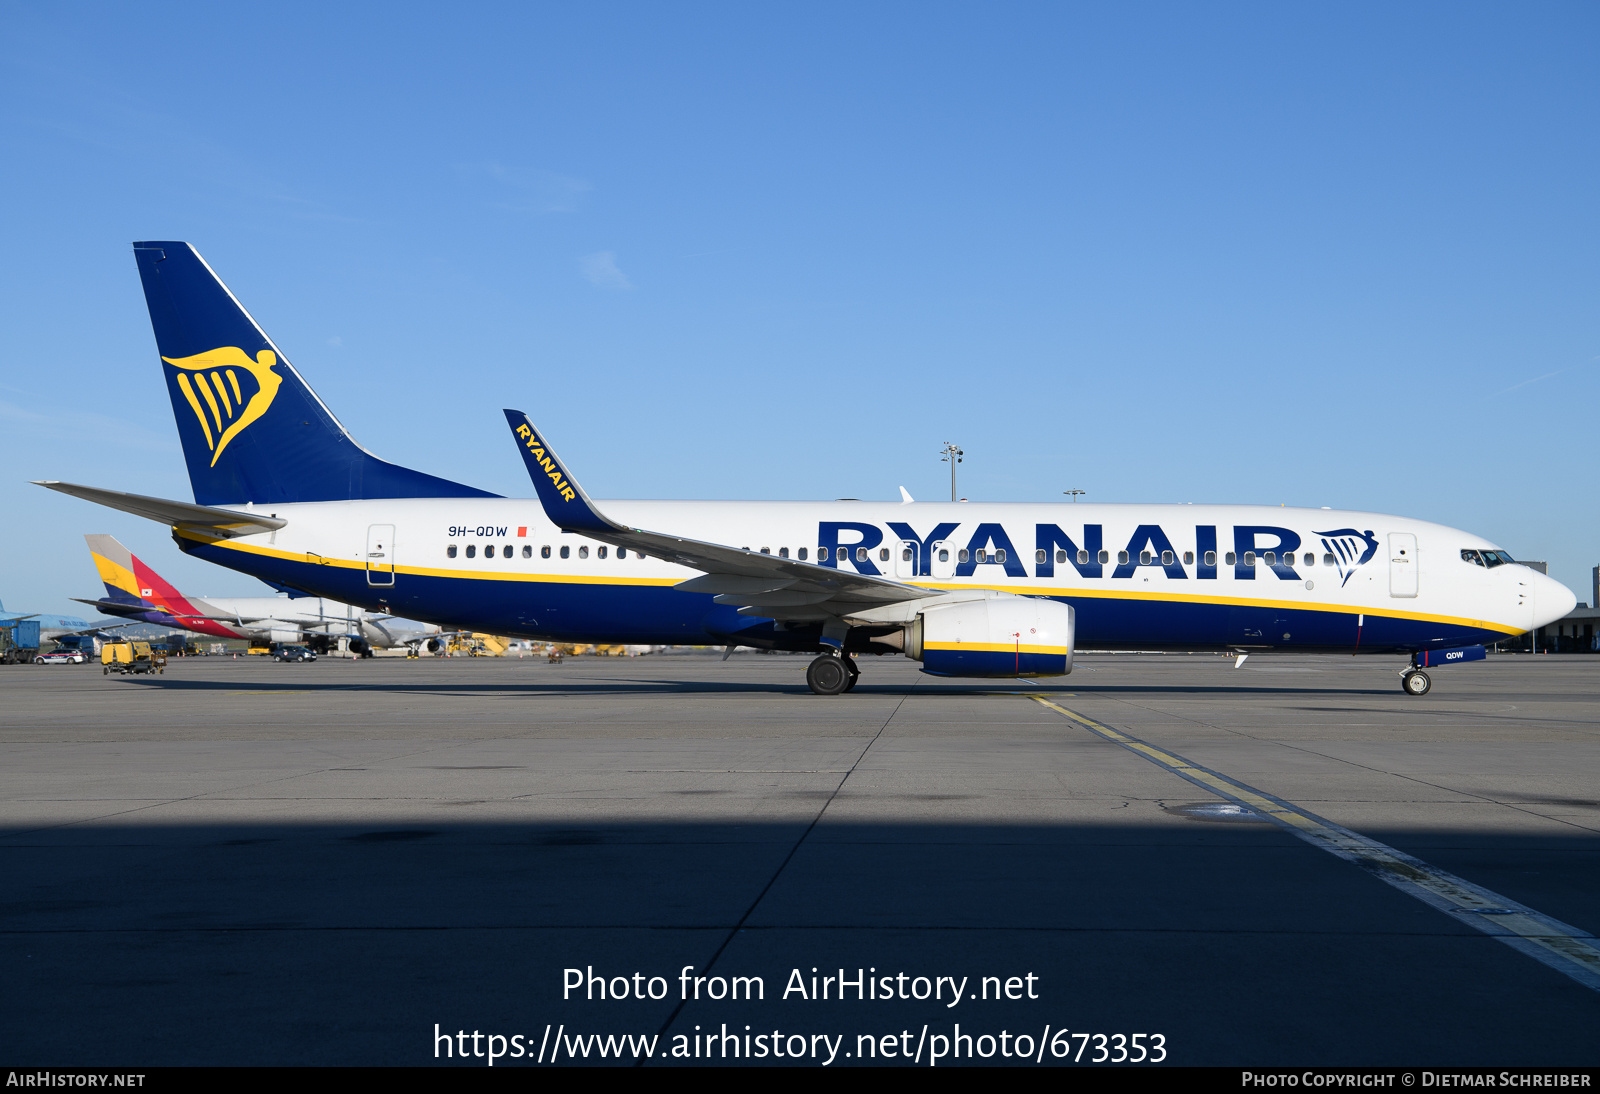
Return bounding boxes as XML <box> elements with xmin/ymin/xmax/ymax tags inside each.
<box><xmin>72</xmin><ymin>598</ymin><xmax>156</xmax><ymax>619</ymax></box>
<box><xmin>36</xmin><ymin>481</ymin><xmax>286</xmax><ymax>537</ymax></box>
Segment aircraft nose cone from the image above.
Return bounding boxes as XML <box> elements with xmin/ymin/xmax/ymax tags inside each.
<box><xmin>1532</xmin><ymin>571</ymin><xmax>1577</xmax><ymax>630</ymax></box>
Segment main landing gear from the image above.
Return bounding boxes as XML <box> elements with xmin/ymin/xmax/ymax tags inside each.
<box><xmin>806</xmin><ymin>653</ymin><xmax>859</xmax><ymax>696</ymax></box>
<box><xmin>1401</xmin><ymin>670</ymin><xmax>1431</xmax><ymax>696</ymax></box>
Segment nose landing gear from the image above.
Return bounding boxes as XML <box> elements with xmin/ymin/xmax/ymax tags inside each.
<box><xmin>806</xmin><ymin>653</ymin><xmax>858</xmax><ymax>695</ymax></box>
<box><xmin>1401</xmin><ymin>670</ymin><xmax>1431</xmax><ymax>696</ymax></box>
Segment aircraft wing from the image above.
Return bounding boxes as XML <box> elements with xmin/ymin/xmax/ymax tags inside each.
<box><xmin>502</xmin><ymin>410</ymin><xmax>934</xmax><ymax>614</ymax></box>
<box><xmin>35</xmin><ymin>482</ymin><xmax>286</xmax><ymax>538</ymax></box>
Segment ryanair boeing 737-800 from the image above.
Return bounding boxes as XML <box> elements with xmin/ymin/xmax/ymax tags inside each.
<box><xmin>35</xmin><ymin>242</ymin><xmax>1576</xmax><ymax>695</ymax></box>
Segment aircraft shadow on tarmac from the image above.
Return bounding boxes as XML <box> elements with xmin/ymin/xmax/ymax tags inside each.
<box><xmin>119</xmin><ymin>677</ymin><xmax>1401</xmax><ymax>697</ymax></box>
<box><xmin>3</xmin><ymin>817</ymin><xmax>1597</xmax><ymax>1066</ymax></box>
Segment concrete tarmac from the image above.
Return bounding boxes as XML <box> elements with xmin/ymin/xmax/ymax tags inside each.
<box><xmin>2</xmin><ymin>652</ymin><xmax>1598</xmax><ymax>1066</ymax></box>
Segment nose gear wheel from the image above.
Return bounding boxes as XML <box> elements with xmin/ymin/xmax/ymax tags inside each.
<box><xmin>1401</xmin><ymin>670</ymin><xmax>1431</xmax><ymax>696</ymax></box>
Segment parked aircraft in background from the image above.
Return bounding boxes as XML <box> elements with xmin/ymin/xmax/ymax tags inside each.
<box><xmin>36</xmin><ymin>241</ymin><xmax>1578</xmax><ymax>695</ymax></box>
<box><xmin>76</xmin><ymin>534</ymin><xmax>452</xmax><ymax>655</ymax></box>
<box><xmin>0</xmin><ymin>598</ymin><xmax>92</xmax><ymax>641</ymax></box>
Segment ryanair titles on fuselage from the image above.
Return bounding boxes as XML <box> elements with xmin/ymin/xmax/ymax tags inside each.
<box><xmin>439</xmin><ymin>514</ymin><xmax>1380</xmax><ymax>585</ymax></box>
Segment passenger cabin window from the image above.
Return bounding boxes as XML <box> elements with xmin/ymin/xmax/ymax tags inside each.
<box><xmin>856</xmin><ymin>547</ymin><xmax>868</xmax><ymax>562</ymax></box>
<box><xmin>1098</xmin><ymin>550</ymin><xmax>1109</xmax><ymax>564</ymax></box>
<box><xmin>1244</xmin><ymin>551</ymin><xmax>1255</xmax><ymax>566</ymax></box>
<box><xmin>1323</xmin><ymin>553</ymin><xmax>1335</xmax><ymax>567</ymax></box>
<box><xmin>1161</xmin><ymin>550</ymin><xmax>1174</xmax><ymax>566</ymax></box>
<box><xmin>484</xmin><ymin>545</ymin><xmax>495</xmax><ymax>558</ymax></box>
<box><xmin>578</xmin><ymin>546</ymin><xmax>589</xmax><ymax>559</ymax></box>
<box><xmin>1118</xmin><ymin>551</ymin><xmax>1130</xmax><ymax>565</ymax></box>
<box><xmin>780</xmin><ymin>547</ymin><xmax>790</xmax><ymax>558</ymax></box>
<box><xmin>522</xmin><ymin>545</ymin><xmax>532</xmax><ymax>559</ymax></box>
<box><xmin>760</xmin><ymin>547</ymin><xmax>770</xmax><ymax>554</ymax></box>
<box><xmin>618</xmin><ymin>549</ymin><xmax>627</xmax><ymax>559</ymax></box>
<box><xmin>1303</xmin><ymin>552</ymin><xmax>1314</xmax><ymax>567</ymax></box>
<box><xmin>836</xmin><ymin>547</ymin><xmax>847</xmax><ymax>562</ymax></box>
<box><xmin>976</xmin><ymin>549</ymin><xmax>988</xmax><ymax>563</ymax></box>
<box><xmin>1263</xmin><ymin>551</ymin><xmax>1275</xmax><ymax>566</ymax></box>
<box><xmin>1038</xmin><ymin>550</ymin><xmax>1049</xmax><ymax>564</ymax></box>
<box><xmin>1182</xmin><ymin>551</ymin><xmax>1194</xmax><ymax>565</ymax></box>
<box><xmin>447</xmin><ymin>545</ymin><xmax>457</xmax><ymax>558</ymax></box>
<box><xmin>958</xmin><ymin>549</ymin><xmax>970</xmax><ymax>563</ymax></box>
<box><xmin>560</xmin><ymin>546</ymin><xmax>570</xmax><ymax>559</ymax></box>
<box><xmin>1204</xmin><ymin>551</ymin><xmax>1216</xmax><ymax>567</ymax></box>
<box><xmin>878</xmin><ymin>547</ymin><xmax>890</xmax><ymax>562</ymax></box>
<box><xmin>1225</xmin><ymin>552</ymin><xmax>1236</xmax><ymax>566</ymax></box>
<box><xmin>938</xmin><ymin>548</ymin><xmax>950</xmax><ymax>562</ymax></box>
<box><xmin>466</xmin><ymin>545</ymin><xmax>476</xmax><ymax>559</ymax></box>
<box><xmin>541</xmin><ymin>546</ymin><xmax>551</xmax><ymax>559</ymax></box>
<box><xmin>598</xmin><ymin>546</ymin><xmax>608</xmax><ymax>559</ymax></box>
<box><xmin>503</xmin><ymin>544</ymin><xmax>512</xmax><ymax>559</ymax></box>
<box><xmin>1139</xmin><ymin>550</ymin><xmax>1151</xmax><ymax>565</ymax></box>
<box><xmin>1078</xmin><ymin>550</ymin><xmax>1090</xmax><ymax>565</ymax></box>
<box><xmin>903</xmin><ymin>547</ymin><xmax>914</xmax><ymax>562</ymax></box>
<box><xmin>797</xmin><ymin>548</ymin><xmax>808</xmax><ymax>561</ymax></box>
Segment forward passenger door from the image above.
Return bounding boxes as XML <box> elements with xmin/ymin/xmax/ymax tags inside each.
<box><xmin>1388</xmin><ymin>533</ymin><xmax>1417</xmax><ymax>598</ymax></box>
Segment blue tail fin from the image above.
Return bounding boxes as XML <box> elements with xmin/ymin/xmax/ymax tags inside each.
<box><xmin>132</xmin><ymin>242</ymin><xmax>498</xmax><ymax>506</ymax></box>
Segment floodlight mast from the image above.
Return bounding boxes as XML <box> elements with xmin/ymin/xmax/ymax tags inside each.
<box><xmin>940</xmin><ymin>443</ymin><xmax>963</xmax><ymax>502</ymax></box>
<box><xmin>1063</xmin><ymin>490</ymin><xmax>1085</xmax><ymax>503</ymax></box>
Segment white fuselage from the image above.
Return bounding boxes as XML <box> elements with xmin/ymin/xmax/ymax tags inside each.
<box><xmin>176</xmin><ymin>499</ymin><xmax>1575</xmax><ymax>654</ymax></box>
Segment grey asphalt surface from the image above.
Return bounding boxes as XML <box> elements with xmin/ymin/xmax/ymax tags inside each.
<box><xmin>2</xmin><ymin>651</ymin><xmax>1597</xmax><ymax>1066</ymax></box>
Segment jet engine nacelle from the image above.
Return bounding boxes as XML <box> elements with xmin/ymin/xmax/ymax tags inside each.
<box><xmin>900</xmin><ymin>596</ymin><xmax>1074</xmax><ymax>678</ymax></box>
<box><xmin>416</xmin><ymin>637</ymin><xmax>442</xmax><ymax>654</ymax></box>
<box><xmin>267</xmin><ymin>628</ymin><xmax>300</xmax><ymax>646</ymax></box>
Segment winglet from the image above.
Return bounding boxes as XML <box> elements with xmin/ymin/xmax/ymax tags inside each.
<box><xmin>503</xmin><ymin>410</ymin><xmax>625</xmax><ymax>535</ymax></box>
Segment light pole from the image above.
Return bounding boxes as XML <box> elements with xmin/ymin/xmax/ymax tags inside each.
<box><xmin>940</xmin><ymin>443</ymin><xmax>963</xmax><ymax>501</ymax></box>
<box><xmin>1063</xmin><ymin>490</ymin><xmax>1085</xmax><ymax>503</ymax></box>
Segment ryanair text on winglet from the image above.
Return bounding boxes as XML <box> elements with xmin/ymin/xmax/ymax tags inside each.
<box><xmin>516</xmin><ymin>424</ymin><xmax>577</xmax><ymax>503</ymax></box>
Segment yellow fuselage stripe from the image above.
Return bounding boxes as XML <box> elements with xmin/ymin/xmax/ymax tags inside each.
<box><xmin>925</xmin><ymin>641</ymin><xmax>1068</xmax><ymax>655</ymax></box>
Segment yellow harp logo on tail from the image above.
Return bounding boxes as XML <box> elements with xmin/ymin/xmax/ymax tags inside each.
<box><xmin>162</xmin><ymin>347</ymin><xmax>284</xmax><ymax>467</ymax></box>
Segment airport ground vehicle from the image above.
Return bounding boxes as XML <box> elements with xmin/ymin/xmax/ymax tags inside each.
<box><xmin>272</xmin><ymin>645</ymin><xmax>317</xmax><ymax>662</ymax></box>
<box><xmin>36</xmin><ymin>241</ymin><xmax>1579</xmax><ymax>696</ymax></box>
<box><xmin>1</xmin><ymin>619</ymin><xmax>42</xmax><ymax>665</ymax></box>
<box><xmin>101</xmin><ymin>640</ymin><xmax>165</xmax><ymax>675</ymax></box>
<box><xmin>35</xmin><ymin>650</ymin><xmax>88</xmax><ymax>664</ymax></box>
<box><xmin>52</xmin><ymin>633</ymin><xmax>104</xmax><ymax>659</ymax></box>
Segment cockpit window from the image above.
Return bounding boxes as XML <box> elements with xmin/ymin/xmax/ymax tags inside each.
<box><xmin>1469</xmin><ymin>549</ymin><xmax>1515</xmax><ymax>568</ymax></box>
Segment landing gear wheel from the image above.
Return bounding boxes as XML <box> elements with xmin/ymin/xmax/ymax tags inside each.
<box><xmin>1402</xmin><ymin>670</ymin><xmax>1431</xmax><ymax>696</ymax></box>
<box><xmin>842</xmin><ymin>657</ymin><xmax>860</xmax><ymax>693</ymax></box>
<box><xmin>806</xmin><ymin>654</ymin><xmax>850</xmax><ymax>696</ymax></box>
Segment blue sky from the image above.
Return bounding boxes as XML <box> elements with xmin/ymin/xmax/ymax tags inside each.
<box><xmin>2</xmin><ymin>1</ymin><xmax>1596</xmax><ymax>611</ymax></box>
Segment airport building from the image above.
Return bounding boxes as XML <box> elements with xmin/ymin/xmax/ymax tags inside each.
<box><xmin>1520</xmin><ymin>564</ymin><xmax>1599</xmax><ymax>653</ymax></box>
